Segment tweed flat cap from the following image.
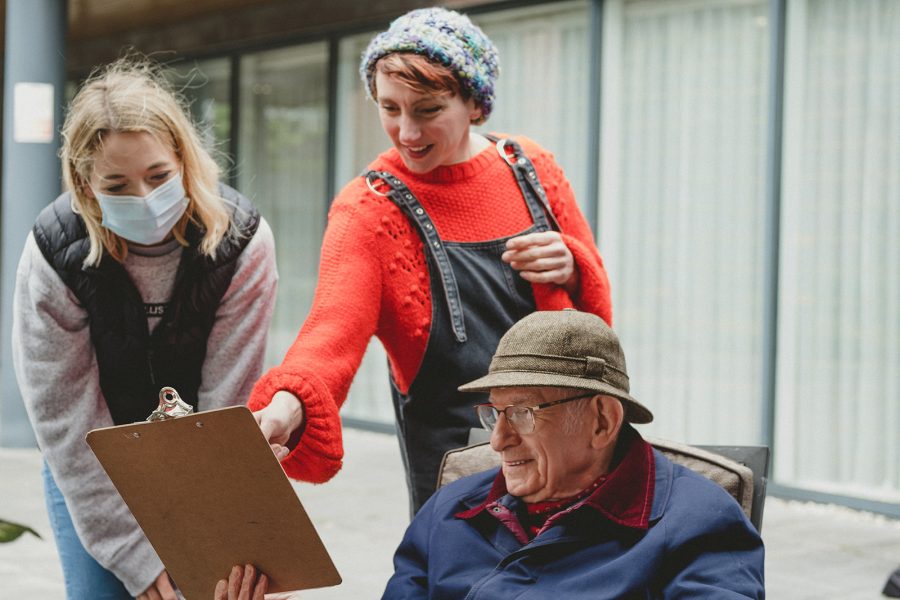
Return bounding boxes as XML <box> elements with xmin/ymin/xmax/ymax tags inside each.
<box><xmin>459</xmin><ymin>309</ymin><xmax>653</xmax><ymax>424</ymax></box>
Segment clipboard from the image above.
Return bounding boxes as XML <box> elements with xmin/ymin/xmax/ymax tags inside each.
<box><xmin>86</xmin><ymin>406</ymin><xmax>341</xmax><ymax>600</ymax></box>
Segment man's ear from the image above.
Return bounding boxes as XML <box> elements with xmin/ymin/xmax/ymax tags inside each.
<box><xmin>590</xmin><ymin>395</ymin><xmax>625</xmax><ymax>450</ymax></box>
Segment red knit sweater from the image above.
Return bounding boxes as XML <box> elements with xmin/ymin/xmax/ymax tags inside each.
<box><xmin>248</xmin><ymin>135</ymin><xmax>613</xmax><ymax>483</ymax></box>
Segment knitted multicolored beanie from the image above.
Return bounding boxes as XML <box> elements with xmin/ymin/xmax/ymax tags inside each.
<box><xmin>359</xmin><ymin>7</ymin><xmax>500</xmax><ymax>121</ymax></box>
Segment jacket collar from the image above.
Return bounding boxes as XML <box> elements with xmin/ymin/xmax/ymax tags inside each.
<box><xmin>456</xmin><ymin>426</ymin><xmax>656</xmax><ymax>530</ymax></box>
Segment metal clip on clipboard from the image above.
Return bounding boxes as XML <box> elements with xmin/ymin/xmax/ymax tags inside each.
<box><xmin>146</xmin><ymin>387</ymin><xmax>194</xmax><ymax>421</ymax></box>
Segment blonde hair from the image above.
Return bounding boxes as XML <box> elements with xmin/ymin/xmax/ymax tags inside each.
<box><xmin>61</xmin><ymin>57</ymin><xmax>232</xmax><ymax>266</ymax></box>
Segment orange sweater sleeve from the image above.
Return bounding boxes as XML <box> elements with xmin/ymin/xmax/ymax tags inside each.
<box><xmin>247</xmin><ymin>186</ymin><xmax>383</xmax><ymax>483</ymax></box>
<box><xmin>520</xmin><ymin>137</ymin><xmax>613</xmax><ymax>325</ymax></box>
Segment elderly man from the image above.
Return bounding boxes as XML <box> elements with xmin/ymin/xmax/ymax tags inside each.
<box><xmin>382</xmin><ymin>309</ymin><xmax>764</xmax><ymax>599</ymax></box>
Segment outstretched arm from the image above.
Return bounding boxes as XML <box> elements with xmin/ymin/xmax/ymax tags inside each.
<box><xmin>248</xmin><ymin>193</ymin><xmax>384</xmax><ymax>483</ymax></box>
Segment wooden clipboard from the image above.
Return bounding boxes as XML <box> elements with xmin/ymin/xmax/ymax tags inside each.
<box><xmin>86</xmin><ymin>406</ymin><xmax>341</xmax><ymax>600</ymax></box>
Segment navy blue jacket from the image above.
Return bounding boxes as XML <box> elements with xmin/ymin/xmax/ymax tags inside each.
<box><xmin>382</xmin><ymin>449</ymin><xmax>764</xmax><ymax>599</ymax></box>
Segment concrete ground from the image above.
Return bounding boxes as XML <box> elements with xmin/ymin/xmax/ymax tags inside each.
<box><xmin>2</xmin><ymin>427</ymin><xmax>899</xmax><ymax>599</ymax></box>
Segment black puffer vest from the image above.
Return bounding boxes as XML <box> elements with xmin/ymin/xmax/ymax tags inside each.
<box><xmin>32</xmin><ymin>184</ymin><xmax>260</xmax><ymax>425</ymax></box>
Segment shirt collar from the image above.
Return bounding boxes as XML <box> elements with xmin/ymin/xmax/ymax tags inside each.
<box><xmin>456</xmin><ymin>425</ymin><xmax>655</xmax><ymax>530</ymax></box>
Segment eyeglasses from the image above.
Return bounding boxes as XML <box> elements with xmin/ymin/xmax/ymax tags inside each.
<box><xmin>475</xmin><ymin>392</ymin><xmax>596</xmax><ymax>435</ymax></box>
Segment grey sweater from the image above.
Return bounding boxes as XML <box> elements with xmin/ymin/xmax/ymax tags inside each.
<box><xmin>12</xmin><ymin>218</ymin><xmax>278</xmax><ymax>595</ymax></box>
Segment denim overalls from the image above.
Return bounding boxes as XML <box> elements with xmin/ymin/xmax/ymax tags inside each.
<box><xmin>365</xmin><ymin>136</ymin><xmax>560</xmax><ymax>513</ymax></box>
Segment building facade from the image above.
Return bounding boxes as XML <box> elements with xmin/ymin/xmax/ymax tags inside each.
<box><xmin>3</xmin><ymin>0</ymin><xmax>899</xmax><ymax>516</ymax></box>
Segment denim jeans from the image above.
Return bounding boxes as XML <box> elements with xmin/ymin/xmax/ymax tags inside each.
<box><xmin>42</xmin><ymin>462</ymin><xmax>132</xmax><ymax>600</ymax></box>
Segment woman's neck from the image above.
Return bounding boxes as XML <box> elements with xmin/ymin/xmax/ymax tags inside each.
<box><xmin>467</xmin><ymin>132</ymin><xmax>491</xmax><ymax>160</ymax></box>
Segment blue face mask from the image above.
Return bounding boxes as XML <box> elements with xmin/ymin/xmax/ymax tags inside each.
<box><xmin>93</xmin><ymin>172</ymin><xmax>189</xmax><ymax>245</ymax></box>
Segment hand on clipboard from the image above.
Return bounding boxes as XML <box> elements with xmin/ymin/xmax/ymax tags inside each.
<box><xmin>87</xmin><ymin>388</ymin><xmax>340</xmax><ymax>600</ymax></box>
<box><xmin>138</xmin><ymin>569</ymin><xmax>179</xmax><ymax>600</ymax></box>
<box><xmin>253</xmin><ymin>390</ymin><xmax>306</xmax><ymax>462</ymax></box>
<box><xmin>213</xmin><ymin>563</ymin><xmax>302</xmax><ymax>600</ymax></box>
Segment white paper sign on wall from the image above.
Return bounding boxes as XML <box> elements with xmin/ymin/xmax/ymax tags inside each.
<box><xmin>14</xmin><ymin>82</ymin><xmax>54</xmax><ymax>144</ymax></box>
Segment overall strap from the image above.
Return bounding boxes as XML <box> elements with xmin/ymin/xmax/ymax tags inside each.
<box><xmin>364</xmin><ymin>170</ymin><xmax>467</xmax><ymax>343</ymax></box>
<box><xmin>485</xmin><ymin>134</ymin><xmax>561</xmax><ymax>232</ymax></box>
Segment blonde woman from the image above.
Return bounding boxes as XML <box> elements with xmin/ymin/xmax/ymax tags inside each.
<box><xmin>12</xmin><ymin>58</ymin><xmax>278</xmax><ymax>600</ymax></box>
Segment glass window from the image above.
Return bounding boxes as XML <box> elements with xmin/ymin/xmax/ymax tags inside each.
<box><xmin>775</xmin><ymin>0</ymin><xmax>900</xmax><ymax>502</ymax></box>
<box><xmin>167</xmin><ymin>58</ymin><xmax>232</xmax><ymax>176</ymax></box>
<box><xmin>334</xmin><ymin>31</ymin><xmax>392</xmax><ymax>187</ymax></box>
<box><xmin>333</xmin><ymin>31</ymin><xmax>396</xmax><ymax>424</ymax></box>
<box><xmin>599</xmin><ymin>0</ymin><xmax>770</xmax><ymax>444</ymax></box>
<box><xmin>238</xmin><ymin>44</ymin><xmax>330</xmax><ymax>365</ymax></box>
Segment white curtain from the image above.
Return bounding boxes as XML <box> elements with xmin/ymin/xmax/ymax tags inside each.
<box><xmin>335</xmin><ymin>2</ymin><xmax>594</xmax><ymax>424</ymax></box>
<box><xmin>600</xmin><ymin>0</ymin><xmax>770</xmax><ymax>444</ymax></box>
<box><xmin>473</xmin><ymin>1</ymin><xmax>592</xmax><ymax>211</ymax></box>
<box><xmin>775</xmin><ymin>0</ymin><xmax>900</xmax><ymax>502</ymax></box>
<box><xmin>334</xmin><ymin>32</ymin><xmax>393</xmax><ymax>187</ymax></box>
<box><xmin>237</xmin><ymin>44</ymin><xmax>330</xmax><ymax>366</ymax></box>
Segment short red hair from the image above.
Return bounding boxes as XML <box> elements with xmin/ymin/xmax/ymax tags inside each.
<box><xmin>372</xmin><ymin>53</ymin><xmax>471</xmax><ymax>101</ymax></box>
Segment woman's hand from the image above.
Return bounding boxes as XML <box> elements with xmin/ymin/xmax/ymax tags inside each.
<box><xmin>214</xmin><ymin>564</ymin><xmax>301</xmax><ymax>600</ymax></box>
<box><xmin>253</xmin><ymin>391</ymin><xmax>305</xmax><ymax>461</ymax></box>
<box><xmin>137</xmin><ymin>570</ymin><xmax>178</xmax><ymax>600</ymax></box>
<box><xmin>502</xmin><ymin>231</ymin><xmax>578</xmax><ymax>295</ymax></box>
<box><xmin>214</xmin><ymin>565</ymin><xmax>267</xmax><ymax>600</ymax></box>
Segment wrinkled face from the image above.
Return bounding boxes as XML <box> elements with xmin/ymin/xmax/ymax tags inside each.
<box><xmin>489</xmin><ymin>387</ymin><xmax>601</xmax><ymax>503</ymax></box>
<box><xmin>87</xmin><ymin>130</ymin><xmax>180</xmax><ymax>198</ymax></box>
<box><xmin>374</xmin><ymin>70</ymin><xmax>481</xmax><ymax>174</ymax></box>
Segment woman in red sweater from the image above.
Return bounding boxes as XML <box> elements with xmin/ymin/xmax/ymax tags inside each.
<box><xmin>249</xmin><ymin>7</ymin><xmax>613</xmax><ymax>513</ymax></box>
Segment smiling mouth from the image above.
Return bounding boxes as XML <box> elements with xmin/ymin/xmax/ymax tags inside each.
<box><xmin>505</xmin><ymin>459</ymin><xmax>532</xmax><ymax>467</ymax></box>
<box><xmin>404</xmin><ymin>144</ymin><xmax>432</xmax><ymax>158</ymax></box>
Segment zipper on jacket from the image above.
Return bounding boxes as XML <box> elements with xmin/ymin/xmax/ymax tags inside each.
<box><xmin>147</xmin><ymin>347</ymin><xmax>157</xmax><ymax>386</ymax></box>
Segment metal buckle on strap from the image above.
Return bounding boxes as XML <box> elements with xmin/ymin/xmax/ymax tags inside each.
<box><xmin>496</xmin><ymin>138</ymin><xmax>520</xmax><ymax>167</ymax></box>
<box><xmin>365</xmin><ymin>171</ymin><xmax>392</xmax><ymax>197</ymax></box>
